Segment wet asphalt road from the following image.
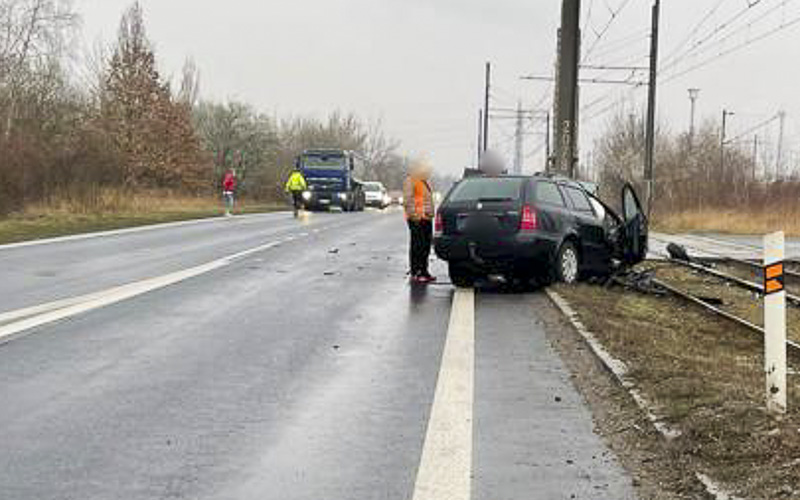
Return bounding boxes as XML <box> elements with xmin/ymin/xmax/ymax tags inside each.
<box><xmin>0</xmin><ymin>209</ymin><xmax>634</xmax><ymax>500</ymax></box>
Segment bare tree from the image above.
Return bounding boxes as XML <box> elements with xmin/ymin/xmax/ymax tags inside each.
<box><xmin>177</xmin><ymin>57</ymin><xmax>200</xmax><ymax>107</ymax></box>
<box><xmin>0</xmin><ymin>0</ymin><xmax>77</xmax><ymax>139</ymax></box>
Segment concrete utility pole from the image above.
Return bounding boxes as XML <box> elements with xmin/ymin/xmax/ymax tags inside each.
<box><xmin>688</xmin><ymin>88</ymin><xmax>700</xmax><ymax>142</ymax></box>
<box><xmin>720</xmin><ymin>109</ymin><xmax>734</xmax><ymax>176</ymax></box>
<box><xmin>477</xmin><ymin>109</ymin><xmax>484</xmax><ymax>166</ymax></box>
<box><xmin>644</xmin><ymin>0</ymin><xmax>661</xmax><ymax>215</ymax></box>
<box><xmin>753</xmin><ymin>135</ymin><xmax>759</xmax><ymax>181</ymax></box>
<box><xmin>545</xmin><ymin>111</ymin><xmax>552</xmax><ymax>171</ymax></box>
<box><xmin>514</xmin><ymin>102</ymin><xmax>524</xmax><ymax>174</ymax></box>
<box><xmin>483</xmin><ymin>62</ymin><xmax>491</xmax><ymax>153</ymax></box>
<box><xmin>554</xmin><ymin>0</ymin><xmax>581</xmax><ymax>178</ymax></box>
<box><xmin>776</xmin><ymin>110</ymin><xmax>786</xmax><ymax>180</ymax></box>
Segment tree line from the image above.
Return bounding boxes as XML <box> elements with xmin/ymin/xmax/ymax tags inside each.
<box><xmin>0</xmin><ymin>1</ymin><xmax>405</xmax><ymax>216</ymax></box>
<box><xmin>594</xmin><ymin>112</ymin><xmax>800</xmax><ymax>216</ymax></box>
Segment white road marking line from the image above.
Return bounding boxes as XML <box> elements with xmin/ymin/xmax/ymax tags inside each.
<box><xmin>0</xmin><ymin>295</ymin><xmax>92</xmax><ymax>326</ymax></box>
<box><xmin>411</xmin><ymin>288</ymin><xmax>475</xmax><ymax>500</ymax></box>
<box><xmin>0</xmin><ymin>239</ymin><xmax>286</xmax><ymax>343</ymax></box>
<box><xmin>0</xmin><ymin>217</ymin><xmax>357</xmax><ymax>343</ymax></box>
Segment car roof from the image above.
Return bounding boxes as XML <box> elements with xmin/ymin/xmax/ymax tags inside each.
<box><xmin>459</xmin><ymin>173</ymin><xmax>585</xmax><ymax>189</ymax></box>
<box><xmin>531</xmin><ymin>172</ymin><xmax>587</xmax><ymax>190</ymax></box>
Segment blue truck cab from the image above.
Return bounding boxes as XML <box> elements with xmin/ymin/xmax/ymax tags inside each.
<box><xmin>297</xmin><ymin>149</ymin><xmax>366</xmax><ymax>212</ymax></box>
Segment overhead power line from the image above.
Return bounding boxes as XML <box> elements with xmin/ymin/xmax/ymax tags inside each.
<box><xmin>659</xmin><ymin>0</ymin><xmax>778</xmax><ymax>73</ymax></box>
<box><xmin>582</xmin><ymin>30</ymin><xmax>649</xmax><ymax>63</ymax></box>
<box><xmin>581</xmin><ymin>64</ymin><xmax>648</xmax><ymax>71</ymax></box>
<box><xmin>522</xmin><ymin>75</ymin><xmax>645</xmax><ymax>85</ymax></box>
<box><xmin>583</xmin><ymin>0</ymin><xmax>596</xmax><ymax>36</ymax></box>
<box><xmin>662</xmin><ymin>11</ymin><xmax>800</xmax><ymax>83</ymax></box>
<box><xmin>726</xmin><ymin>112</ymin><xmax>782</xmax><ymax>144</ymax></box>
<box><xmin>582</xmin><ymin>0</ymin><xmax>635</xmax><ymax>63</ymax></box>
<box><xmin>660</xmin><ymin>0</ymin><xmax>732</xmax><ymax>66</ymax></box>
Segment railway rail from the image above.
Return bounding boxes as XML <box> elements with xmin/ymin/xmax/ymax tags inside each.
<box><xmin>663</xmin><ymin>254</ymin><xmax>800</xmax><ymax>307</ymax></box>
<box><xmin>647</xmin><ymin>236</ymin><xmax>800</xmax><ymax>355</ymax></box>
<box><xmin>647</xmin><ymin>273</ymin><xmax>800</xmax><ymax>354</ymax></box>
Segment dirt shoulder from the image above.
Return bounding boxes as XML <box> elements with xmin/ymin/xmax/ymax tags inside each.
<box><xmin>545</xmin><ymin>274</ymin><xmax>800</xmax><ymax>499</ymax></box>
<box><xmin>536</xmin><ymin>292</ymin><xmax>711</xmax><ymax>500</ymax></box>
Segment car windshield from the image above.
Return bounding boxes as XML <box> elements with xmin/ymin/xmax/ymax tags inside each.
<box><xmin>364</xmin><ymin>184</ymin><xmax>382</xmax><ymax>192</ymax></box>
<box><xmin>302</xmin><ymin>155</ymin><xmax>346</xmax><ymax>169</ymax></box>
<box><xmin>448</xmin><ymin>178</ymin><xmax>524</xmax><ymax>203</ymax></box>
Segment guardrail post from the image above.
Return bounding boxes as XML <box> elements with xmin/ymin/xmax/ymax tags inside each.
<box><xmin>764</xmin><ymin>231</ymin><xmax>787</xmax><ymax>415</ymax></box>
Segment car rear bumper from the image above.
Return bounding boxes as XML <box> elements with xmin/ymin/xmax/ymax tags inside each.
<box><xmin>434</xmin><ymin>233</ymin><xmax>559</xmax><ymax>271</ymax></box>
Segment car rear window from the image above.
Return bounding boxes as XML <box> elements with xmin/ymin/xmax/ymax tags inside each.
<box><xmin>447</xmin><ymin>178</ymin><xmax>524</xmax><ymax>202</ymax></box>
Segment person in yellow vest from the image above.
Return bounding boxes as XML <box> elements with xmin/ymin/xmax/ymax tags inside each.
<box><xmin>403</xmin><ymin>160</ymin><xmax>436</xmax><ymax>283</ymax></box>
<box><xmin>285</xmin><ymin>169</ymin><xmax>308</xmax><ymax>217</ymax></box>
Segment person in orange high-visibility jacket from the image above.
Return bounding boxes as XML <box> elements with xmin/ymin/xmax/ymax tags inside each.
<box><xmin>403</xmin><ymin>160</ymin><xmax>436</xmax><ymax>283</ymax></box>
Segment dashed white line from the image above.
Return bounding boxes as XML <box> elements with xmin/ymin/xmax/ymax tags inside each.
<box><xmin>411</xmin><ymin>288</ymin><xmax>475</xmax><ymax>500</ymax></box>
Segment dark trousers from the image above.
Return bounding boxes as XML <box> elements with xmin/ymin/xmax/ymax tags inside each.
<box><xmin>291</xmin><ymin>191</ymin><xmax>303</xmax><ymax>210</ymax></box>
<box><xmin>408</xmin><ymin>219</ymin><xmax>433</xmax><ymax>276</ymax></box>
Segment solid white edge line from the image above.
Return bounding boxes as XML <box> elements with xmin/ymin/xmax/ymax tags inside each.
<box><xmin>411</xmin><ymin>288</ymin><xmax>474</xmax><ymax>500</ymax></box>
<box><xmin>0</xmin><ymin>215</ymin><xmax>366</xmax><ymax>342</ymax></box>
<box><xmin>0</xmin><ymin>211</ymin><xmax>288</xmax><ymax>251</ymax></box>
<box><xmin>0</xmin><ymin>295</ymin><xmax>92</xmax><ymax>326</ymax></box>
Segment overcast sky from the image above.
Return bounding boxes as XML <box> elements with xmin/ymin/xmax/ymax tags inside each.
<box><xmin>73</xmin><ymin>0</ymin><xmax>800</xmax><ymax>177</ymax></box>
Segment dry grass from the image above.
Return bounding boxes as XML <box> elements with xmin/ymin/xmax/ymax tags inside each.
<box><xmin>656</xmin><ymin>207</ymin><xmax>800</xmax><ymax>236</ymax></box>
<box><xmin>556</xmin><ymin>278</ymin><xmax>800</xmax><ymax>499</ymax></box>
<box><xmin>32</xmin><ymin>188</ymin><xmax>223</xmax><ymax>215</ymax></box>
<box><xmin>0</xmin><ymin>188</ymin><xmax>283</xmax><ymax>244</ymax></box>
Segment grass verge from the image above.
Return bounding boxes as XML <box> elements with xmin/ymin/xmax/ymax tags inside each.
<box><xmin>656</xmin><ymin>208</ymin><xmax>800</xmax><ymax>237</ymax></box>
<box><xmin>0</xmin><ymin>193</ymin><xmax>284</xmax><ymax>245</ymax></box>
<box><xmin>555</xmin><ymin>274</ymin><xmax>800</xmax><ymax>500</ymax></box>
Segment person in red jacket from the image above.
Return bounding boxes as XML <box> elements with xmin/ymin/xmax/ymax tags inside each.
<box><xmin>222</xmin><ymin>170</ymin><xmax>237</xmax><ymax>216</ymax></box>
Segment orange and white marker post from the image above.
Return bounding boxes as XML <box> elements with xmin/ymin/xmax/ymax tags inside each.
<box><xmin>764</xmin><ymin>231</ymin><xmax>787</xmax><ymax>415</ymax></box>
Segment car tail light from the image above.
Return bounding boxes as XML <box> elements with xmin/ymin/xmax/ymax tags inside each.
<box><xmin>520</xmin><ymin>205</ymin><xmax>538</xmax><ymax>231</ymax></box>
<box><xmin>434</xmin><ymin>212</ymin><xmax>444</xmax><ymax>236</ymax></box>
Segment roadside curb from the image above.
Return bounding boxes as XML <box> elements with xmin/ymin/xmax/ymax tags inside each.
<box><xmin>545</xmin><ymin>287</ymin><xmax>746</xmax><ymax>500</ymax></box>
<box><xmin>544</xmin><ymin>288</ymin><xmax>680</xmax><ymax>440</ymax></box>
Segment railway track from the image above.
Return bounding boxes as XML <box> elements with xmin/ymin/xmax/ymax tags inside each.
<box><xmin>649</xmin><ymin>236</ymin><xmax>800</xmax><ymax>355</ymax></box>
<box><xmin>663</xmin><ymin>255</ymin><xmax>800</xmax><ymax>307</ymax></box>
<box><xmin>649</xmin><ymin>272</ymin><xmax>800</xmax><ymax>354</ymax></box>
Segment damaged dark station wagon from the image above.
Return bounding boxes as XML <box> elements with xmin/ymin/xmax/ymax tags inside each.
<box><xmin>433</xmin><ymin>174</ymin><xmax>648</xmax><ymax>288</ymax></box>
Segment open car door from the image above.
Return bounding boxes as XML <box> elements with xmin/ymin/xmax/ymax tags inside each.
<box><xmin>620</xmin><ymin>183</ymin><xmax>648</xmax><ymax>265</ymax></box>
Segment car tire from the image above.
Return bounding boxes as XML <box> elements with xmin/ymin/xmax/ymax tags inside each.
<box><xmin>449</xmin><ymin>262</ymin><xmax>475</xmax><ymax>288</ymax></box>
<box><xmin>555</xmin><ymin>241</ymin><xmax>580</xmax><ymax>284</ymax></box>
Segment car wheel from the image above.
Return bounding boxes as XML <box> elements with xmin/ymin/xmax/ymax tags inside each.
<box><xmin>449</xmin><ymin>262</ymin><xmax>475</xmax><ymax>288</ymax></box>
<box><xmin>556</xmin><ymin>241</ymin><xmax>580</xmax><ymax>284</ymax></box>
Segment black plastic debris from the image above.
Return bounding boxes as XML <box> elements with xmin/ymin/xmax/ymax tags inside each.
<box><xmin>667</xmin><ymin>243</ymin><xmax>691</xmax><ymax>262</ymax></box>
